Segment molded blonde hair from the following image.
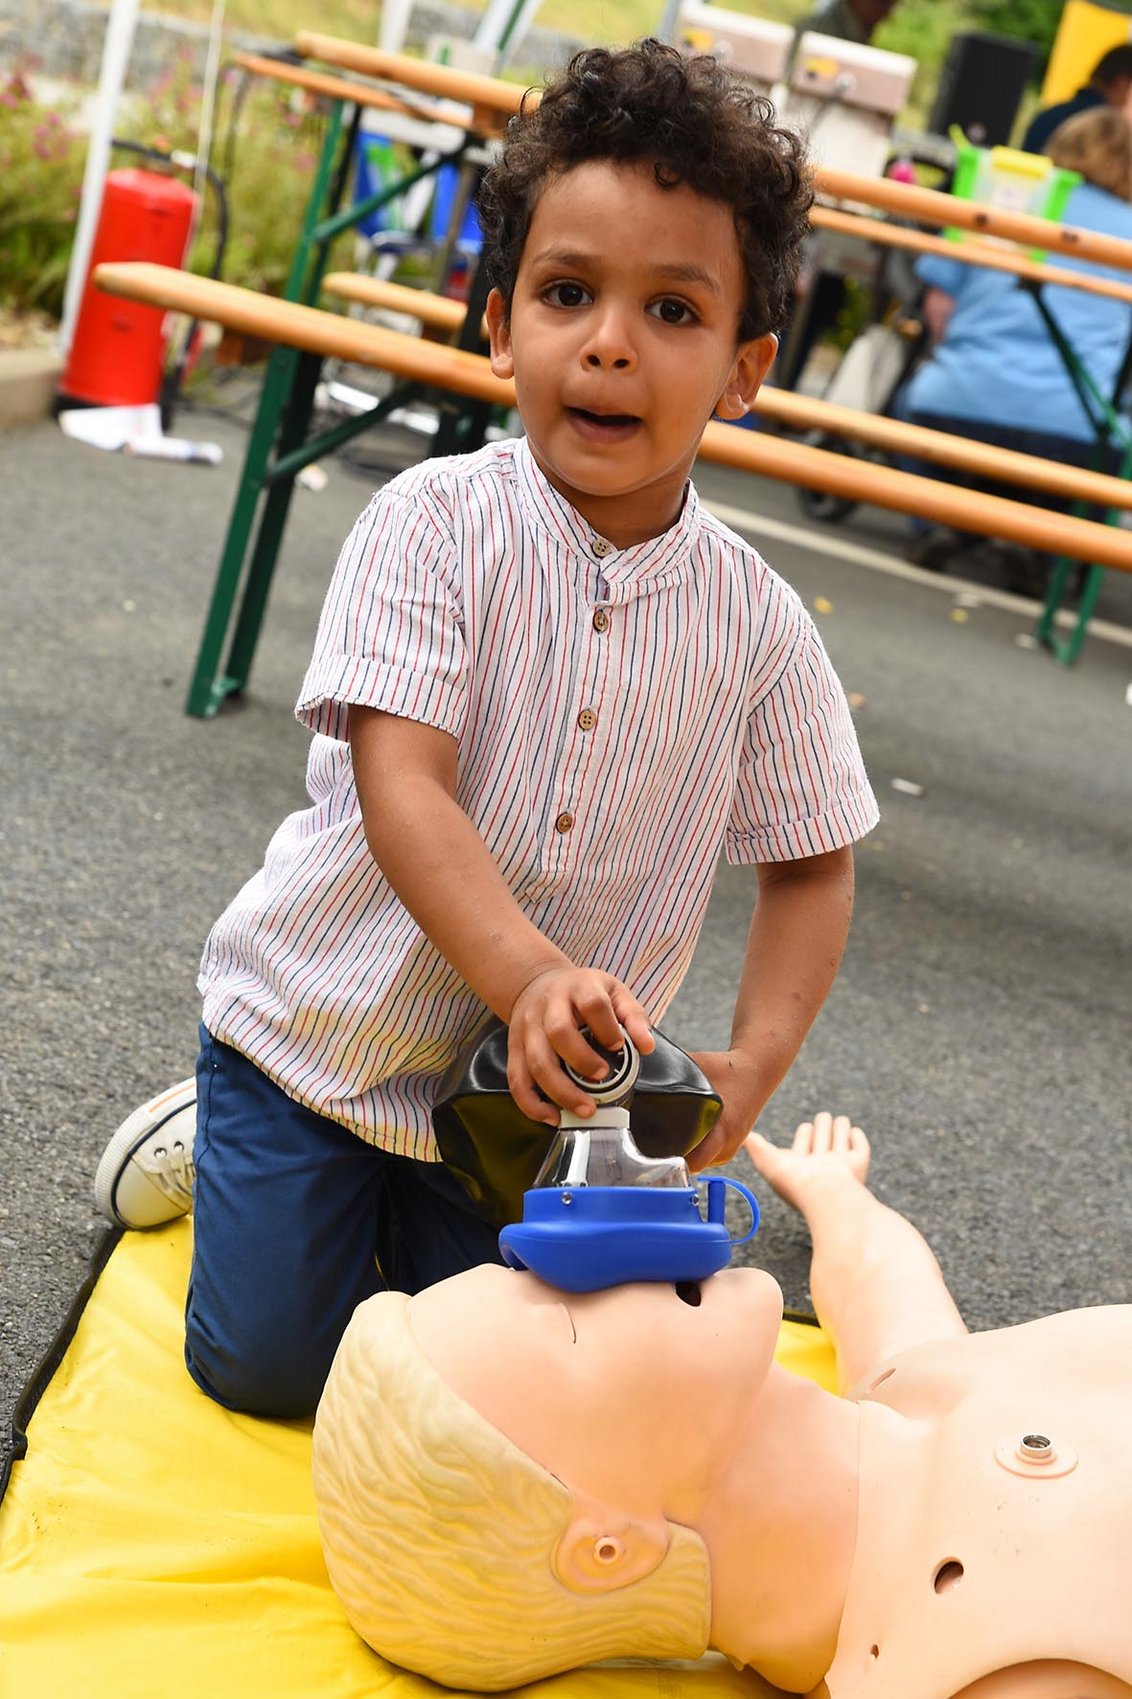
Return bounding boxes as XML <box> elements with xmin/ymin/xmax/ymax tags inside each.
<box><xmin>312</xmin><ymin>1292</ymin><xmax>711</xmax><ymax>1691</ymax></box>
<box><xmin>1046</xmin><ymin>107</ymin><xmax>1132</xmax><ymax>203</ymax></box>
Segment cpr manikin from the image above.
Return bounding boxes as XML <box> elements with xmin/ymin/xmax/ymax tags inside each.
<box><xmin>312</xmin><ymin>1115</ymin><xmax>1132</xmax><ymax>1698</ymax></box>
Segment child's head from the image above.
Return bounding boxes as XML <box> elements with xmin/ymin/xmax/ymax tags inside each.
<box><xmin>479</xmin><ymin>42</ymin><xmax>811</xmax><ymax>546</ymax></box>
<box><xmin>1046</xmin><ymin>106</ymin><xmax>1132</xmax><ymax>203</ymax></box>
<box><xmin>479</xmin><ymin>39</ymin><xmax>813</xmax><ymax>342</ymax></box>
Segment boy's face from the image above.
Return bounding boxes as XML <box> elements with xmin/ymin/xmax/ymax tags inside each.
<box><xmin>487</xmin><ymin>160</ymin><xmax>776</xmax><ymax>548</ymax></box>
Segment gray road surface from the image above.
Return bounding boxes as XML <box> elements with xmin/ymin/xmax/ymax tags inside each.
<box><xmin>2</xmin><ymin>399</ymin><xmax>1130</xmax><ymax>1474</ymax></box>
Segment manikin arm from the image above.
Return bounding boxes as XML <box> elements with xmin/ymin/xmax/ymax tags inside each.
<box><xmin>747</xmin><ymin>1114</ymin><xmax>966</xmax><ymax>1395</ymax></box>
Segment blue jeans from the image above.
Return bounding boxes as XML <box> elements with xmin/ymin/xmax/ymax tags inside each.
<box><xmin>185</xmin><ymin>1026</ymin><xmax>503</xmax><ymax>1418</ymax></box>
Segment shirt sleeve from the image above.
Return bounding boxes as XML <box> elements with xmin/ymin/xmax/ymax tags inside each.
<box><xmin>294</xmin><ymin>485</ymin><xmax>467</xmax><ymax>744</ymax></box>
<box><xmin>726</xmin><ymin>590</ymin><xmax>879</xmax><ymax>865</ymax></box>
<box><xmin>914</xmin><ymin>252</ymin><xmax>966</xmax><ymax>297</ymax></box>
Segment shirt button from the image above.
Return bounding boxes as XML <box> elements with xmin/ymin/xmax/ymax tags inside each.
<box><xmin>555</xmin><ymin>811</ymin><xmax>574</xmax><ymax>833</ymax></box>
<box><xmin>592</xmin><ymin>608</ymin><xmax>610</xmax><ymax>633</ymax></box>
<box><xmin>592</xmin><ymin>537</ymin><xmax>612</xmax><ymax>558</ymax></box>
<box><xmin>577</xmin><ymin>708</ymin><xmax>597</xmax><ymax>732</ymax></box>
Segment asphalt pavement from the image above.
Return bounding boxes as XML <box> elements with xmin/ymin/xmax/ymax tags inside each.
<box><xmin>2</xmin><ymin>392</ymin><xmax>1130</xmax><ymax>1474</ymax></box>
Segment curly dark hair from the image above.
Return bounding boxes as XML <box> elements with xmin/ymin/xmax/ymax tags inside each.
<box><xmin>477</xmin><ymin>39</ymin><xmax>813</xmax><ymax>341</ymax></box>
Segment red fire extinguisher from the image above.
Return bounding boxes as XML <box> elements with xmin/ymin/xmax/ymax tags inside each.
<box><xmin>58</xmin><ymin>167</ymin><xmax>199</xmax><ymax>410</ymax></box>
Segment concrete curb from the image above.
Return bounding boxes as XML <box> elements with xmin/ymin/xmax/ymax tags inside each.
<box><xmin>0</xmin><ymin>349</ymin><xmax>64</xmax><ymax>429</ymax></box>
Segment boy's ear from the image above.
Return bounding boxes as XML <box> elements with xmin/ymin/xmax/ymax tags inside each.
<box><xmin>715</xmin><ymin>332</ymin><xmax>778</xmax><ymax>421</ymax></box>
<box><xmin>553</xmin><ymin>1498</ymin><xmax>669</xmax><ymax>1594</ymax></box>
<box><xmin>486</xmin><ymin>287</ymin><xmax>514</xmax><ymax>380</ymax></box>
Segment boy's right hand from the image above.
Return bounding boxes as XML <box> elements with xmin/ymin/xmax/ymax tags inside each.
<box><xmin>506</xmin><ymin>969</ymin><xmax>654</xmax><ymax>1125</ymax></box>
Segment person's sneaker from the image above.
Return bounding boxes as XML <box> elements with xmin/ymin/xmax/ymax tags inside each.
<box><xmin>94</xmin><ymin>1079</ymin><xmax>197</xmax><ymax>1228</ymax></box>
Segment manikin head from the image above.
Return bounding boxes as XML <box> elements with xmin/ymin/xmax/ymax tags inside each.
<box><xmin>312</xmin><ymin>1264</ymin><xmax>783</xmax><ymax>1688</ymax></box>
<box><xmin>312</xmin><ymin>1271</ymin><xmax>1132</xmax><ymax>1696</ymax></box>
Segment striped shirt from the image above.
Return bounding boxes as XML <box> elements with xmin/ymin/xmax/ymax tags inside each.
<box><xmin>199</xmin><ymin>436</ymin><xmax>878</xmax><ymax>1157</ymax></box>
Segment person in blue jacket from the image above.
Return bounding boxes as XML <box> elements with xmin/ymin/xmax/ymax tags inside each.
<box><xmin>1021</xmin><ymin>45</ymin><xmax>1132</xmax><ymax>157</ymax></box>
<box><xmin>894</xmin><ymin>107</ymin><xmax>1132</xmax><ymax>590</ymax></box>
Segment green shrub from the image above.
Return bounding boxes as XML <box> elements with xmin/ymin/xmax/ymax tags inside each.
<box><xmin>0</xmin><ymin>70</ymin><xmax>84</xmax><ymax>314</ymax></box>
<box><xmin>1</xmin><ymin>53</ymin><xmax>355</xmax><ymax>321</ymax></box>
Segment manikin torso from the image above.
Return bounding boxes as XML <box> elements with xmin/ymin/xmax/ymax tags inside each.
<box><xmin>406</xmin><ymin>1269</ymin><xmax>1132</xmax><ymax>1697</ymax></box>
<box><xmin>821</xmin><ymin>1304</ymin><xmax>1132</xmax><ymax>1697</ymax></box>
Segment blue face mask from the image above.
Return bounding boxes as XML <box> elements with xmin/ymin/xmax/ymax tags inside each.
<box><xmin>433</xmin><ymin>1020</ymin><xmax>760</xmax><ymax>1293</ymax></box>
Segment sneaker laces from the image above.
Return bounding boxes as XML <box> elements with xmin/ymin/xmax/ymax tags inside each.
<box><xmin>138</xmin><ymin>1138</ymin><xmax>195</xmax><ymax>1208</ymax></box>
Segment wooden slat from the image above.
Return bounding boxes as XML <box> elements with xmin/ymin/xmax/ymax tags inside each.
<box><xmin>816</xmin><ymin>165</ymin><xmax>1132</xmax><ymax>272</ymax></box>
<box><xmin>295</xmin><ymin>34</ymin><xmax>526</xmax><ymax>115</ymax></box>
<box><xmin>323</xmin><ymin>272</ymin><xmax>476</xmax><ymax>333</ymax></box>
<box><xmin>810</xmin><ymin>205</ymin><xmax>1132</xmax><ymax>308</ymax></box>
<box><xmin>753</xmin><ymin>387</ymin><xmax>1132</xmax><ymax>512</ymax></box>
<box><xmin>231</xmin><ymin>52</ymin><xmax>451</xmax><ymax>127</ymax></box>
<box><xmin>93</xmin><ymin>262</ymin><xmax>1132</xmax><ymax>573</ymax></box>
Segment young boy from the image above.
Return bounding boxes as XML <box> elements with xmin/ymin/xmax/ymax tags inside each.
<box><xmin>95</xmin><ymin>40</ymin><xmax>878</xmax><ymax>1418</ymax></box>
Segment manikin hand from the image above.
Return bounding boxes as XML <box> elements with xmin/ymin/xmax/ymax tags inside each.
<box><xmin>746</xmin><ymin>1112</ymin><xmax>871</xmax><ymax>1208</ymax></box>
<box><xmin>507</xmin><ymin>967</ymin><xmax>654</xmax><ymax>1126</ymax></box>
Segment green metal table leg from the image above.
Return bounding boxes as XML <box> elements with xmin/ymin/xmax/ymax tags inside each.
<box><xmin>220</xmin><ymin>351</ymin><xmax>324</xmax><ymax>694</ymax></box>
<box><xmin>184</xmin><ymin>105</ymin><xmax>348</xmax><ymax>717</ymax></box>
<box><xmin>1037</xmin><ymin>559</ymin><xmax>1107</xmax><ymax>665</ymax></box>
<box><xmin>185</xmin><ymin>341</ymin><xmax>302</xmax><ymax>716</ymax></box>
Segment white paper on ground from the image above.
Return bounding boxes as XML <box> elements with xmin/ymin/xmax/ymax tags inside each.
<box><xmin>58</xmin><ymin>403</ymin><xmax>222</xmax><ymax>464</ymax></box>
<box><xmin>58</xmin><ymin>403</ymin><xmax>163</xmax><ymax>451</ymax></box>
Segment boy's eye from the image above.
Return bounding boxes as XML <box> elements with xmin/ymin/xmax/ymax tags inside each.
<box><xmin>649</xmin><ymin>298</ymin><xmax>697</xmax><ymax>326</ymax></box>
<box><xmin>544</xmin><ymin>281</ymin><xmax>592</xmax><ymax>309</ymax></box>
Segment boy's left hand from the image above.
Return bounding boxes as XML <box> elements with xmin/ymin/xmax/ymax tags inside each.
<box><xmin>685</xmin><ymin>1048</ymin><xmax>768</xmax><ymax>1171</ymax></box>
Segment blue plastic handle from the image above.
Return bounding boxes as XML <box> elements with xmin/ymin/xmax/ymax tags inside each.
<box><xmin>702</xmin><ymin>1176</ymin><xmax>760</xmax><ymax>1245</ymax></box>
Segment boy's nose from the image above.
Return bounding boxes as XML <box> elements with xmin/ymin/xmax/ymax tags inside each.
<box><xmin>581</xmin><ymin>311</ymin><xmax>637</xmax><ymax>371</ymax></box>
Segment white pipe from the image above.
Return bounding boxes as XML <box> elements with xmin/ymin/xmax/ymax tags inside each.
<box><xmin>379</xmin><ymin>0</ymin><xmax>413</xmax><ymax>54</ymax></box>
<box><xmin>193</xmin><ymin>0</ymin><xmax>227</xmax><ymax>213</ymax></box>
<box><xmin>58</xmin><ymin>0</ymin><xmax>141</xmax><ymax>356</ymax></box>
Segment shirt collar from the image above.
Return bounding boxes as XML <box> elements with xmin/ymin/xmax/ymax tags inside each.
<box><xmin>511</xmin><ymin>435</ymin><xmax>703</xmax><ymax>597</ymax></box>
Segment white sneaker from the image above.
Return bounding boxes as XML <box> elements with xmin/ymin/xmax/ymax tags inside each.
<box><xmin>94</xmin><ymin>1079</ymin><xmax>198</xmax><ymax>1228</ymax></box>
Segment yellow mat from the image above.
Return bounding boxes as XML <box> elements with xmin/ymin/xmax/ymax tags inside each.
<box><xmin>0</xmin><ymin>1222</ymin><xmax>836</xmax><ymax>1699</ymax></box>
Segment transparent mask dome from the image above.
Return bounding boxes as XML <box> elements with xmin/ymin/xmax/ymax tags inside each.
<box><xmin>532</xmin><ymin>1116</ymin><xmax>692</xmax><ymax>1190</ymax></box>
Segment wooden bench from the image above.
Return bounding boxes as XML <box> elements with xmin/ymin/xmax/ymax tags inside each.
<box><xmin>93</xmin><ymin>261</ymin><xmax>1132</xmax><ymax>718</ymax></box>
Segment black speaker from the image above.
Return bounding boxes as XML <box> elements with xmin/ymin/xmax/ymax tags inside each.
<box><xmin>930</xmin><ymin>31</ymin><xmax>1041</xmax><ymax>148</ymax></box>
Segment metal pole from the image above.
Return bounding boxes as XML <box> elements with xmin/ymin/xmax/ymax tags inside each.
<box><xmin>58</xmin><ymin>0</ymin><xmax>141</xmax><ymax>357</ymax></box>
<box><xmin>655</xmin><ymin>0</ymin><xmax>683</xmax><ymax>44</ymax></box>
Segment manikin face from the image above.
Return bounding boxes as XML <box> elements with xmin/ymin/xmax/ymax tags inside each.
<box><xmin>408</xmin><ymin>1263</ymin><xmax>784</xmax><ymax>1522</ymax></box>
<box><xmin>486</xmin><ymin>160</ymin><xmax>776</xmax><ymax>549</ymax></box>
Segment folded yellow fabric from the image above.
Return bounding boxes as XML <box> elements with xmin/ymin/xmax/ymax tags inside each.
<box><xmin>0</xmin><ymin>1222</ymin><xmax>835</xmax><ymax>1699</ymax></box>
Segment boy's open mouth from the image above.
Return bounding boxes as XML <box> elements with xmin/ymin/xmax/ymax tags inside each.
<box><xmin>567</xmin><ymin>407</ymin><xmax>642</xmax><ymax>439</ymax></box>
